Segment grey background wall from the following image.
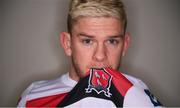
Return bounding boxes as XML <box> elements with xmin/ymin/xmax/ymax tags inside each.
<box><xmin>0</xmin><ymin>0</ymin><xmax>179</xmax><ymax>106</ymax></box>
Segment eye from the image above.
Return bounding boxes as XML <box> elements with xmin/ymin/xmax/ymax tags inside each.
<box><xmin>82</xmin><ymin>38</ymin><xmax>93</xmax><ymax>45</ymax></box>
<box><xmin>107</xmin><ymin>39</ymin><xmax>119</xmax><ymax>45</ymax></box>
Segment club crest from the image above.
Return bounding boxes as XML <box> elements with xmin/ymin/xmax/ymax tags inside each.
<box><xmin>85</xmin><ymin>68</ymin><xmax>112</xmax><ymax>97</ymax></box>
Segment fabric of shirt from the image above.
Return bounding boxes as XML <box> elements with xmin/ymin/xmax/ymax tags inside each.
<box><xmin>17</xmin><ymin>68</ymin><xmax>163</xmax><ymax>107</ymax></box>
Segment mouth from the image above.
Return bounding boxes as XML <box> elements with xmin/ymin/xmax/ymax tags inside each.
<box><xmin>88</xmin><ymin>66</ymin><xmax>112</xmax><ymax>69</ymax></box>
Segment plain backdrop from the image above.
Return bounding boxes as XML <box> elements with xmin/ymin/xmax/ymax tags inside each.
<box><xmin>0</xmin><ymin>0</ymin><xmax>180</xmax><ymax>106</ymax></box>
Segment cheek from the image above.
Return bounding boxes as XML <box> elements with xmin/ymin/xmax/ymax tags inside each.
<box><xmin>109</xmin><ymin>52</ymin><xmax>121</xmax><ymax>62</ymax></box>
<box><xmin>73</xmin><ymin>45</ymin><xmax>92</xmax><ymax>59</ymax></box>
<box><xmin>72</xmin><ymin>43</ymin><xmax>93</xmax><ymax>66</ymax></box>
<box><xmin>107</xmin><ymin>47</ymin><xmax>123</xmax><ymax>64</ymax></box>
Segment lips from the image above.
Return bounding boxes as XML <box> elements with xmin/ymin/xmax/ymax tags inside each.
<box><xmin>90</xmin><ymin>66</ymin><xmax>111</xmax><ymax>69</ymax></box>
<box><xmin>88</xmin><ymin>64</ymin><xmax>111</xmax><ymax>69</ymax></box>
<box><xmin>83</xmin><ymin>67</ymin><xmax>112</xmax><ymax>78</ymax></box>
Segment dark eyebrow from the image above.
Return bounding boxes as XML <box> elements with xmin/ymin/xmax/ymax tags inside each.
<box><xmin>78</xmin><ymin>33</ymin><xmax>95</xmax><ymax>38</ymax></box>
<box><xmin>108</xmin><ymin>34</ymin><xmax>124</xmax><ymax>39</ymax></box>
<box><xmin>77</xmin><ymin>33</ymin><xmax>124</xmax><ymax>39</ymax></box>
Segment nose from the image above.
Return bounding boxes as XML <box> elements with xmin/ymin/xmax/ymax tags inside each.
<box><xmin>93</xmin><ymin>43</ymin><xmax>107</xmax><ymax>62</ymax></box>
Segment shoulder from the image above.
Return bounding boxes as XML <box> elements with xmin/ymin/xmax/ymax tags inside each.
<box><xmin>17</xmin><ymin>73</ymin><xmax>76</xmax><ymax>107</ymax></box>
<box><xmin>123</xmin><ymin>73</ymin><xmax>149</xmax><ymax>90</ymax></box>
<box><xmin>122</xmin><ymin>73</ymin><xmax>163</xmax><ymax>107</ymax></box>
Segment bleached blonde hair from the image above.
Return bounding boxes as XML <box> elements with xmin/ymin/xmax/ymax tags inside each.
<box><xmin>67</xmin><ymin>0</ymin><xmax>127</xmax><ymax>34</ymax></box>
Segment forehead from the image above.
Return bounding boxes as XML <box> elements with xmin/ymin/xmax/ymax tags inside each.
<box><xmin>71</xmin><ymin>17</ymin><xmax>123</xmax><ymax>35</ymax></box>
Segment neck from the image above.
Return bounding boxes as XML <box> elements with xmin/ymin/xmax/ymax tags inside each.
<box><xmin>69</xmin><ymin>65</ymin><xmax>80</xmax><ymax>82</ymax></box>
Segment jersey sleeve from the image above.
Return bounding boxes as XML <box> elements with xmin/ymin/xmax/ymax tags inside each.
<box><xmin>17</xmin><ymin>74</ymin><xmax>74</xmax><ymax>107</ymax></box>
<box><xmin>17</xmin><ymin>83</ymin><xmax>34</xmax><ymax>107</ymax></box>
<box><xmin>123</xmin><ymin>76</ymin><xmax>163</xmax><ymax>107</ymax></box>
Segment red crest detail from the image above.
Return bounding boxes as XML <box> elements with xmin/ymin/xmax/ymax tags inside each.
<box><xmin>85</xmin><ymin>68</ymin><xmax>112</xmax><ymax>97</ymax></box>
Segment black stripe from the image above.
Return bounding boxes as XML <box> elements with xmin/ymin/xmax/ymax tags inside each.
<box><xmin>57</xmin><ymin>75</ymin><xmax>124</xmax><ymax>107</ymax></box>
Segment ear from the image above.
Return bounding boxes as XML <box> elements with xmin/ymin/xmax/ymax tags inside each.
<box><xmin>59</xmin><ymin>32</ymin><xmax>72</xmax><ymax>56</ymax></box>
<box><xmin>122</xmin><ymin>32</ymin><xmax>130</xmax><ymax>56</ymax></box>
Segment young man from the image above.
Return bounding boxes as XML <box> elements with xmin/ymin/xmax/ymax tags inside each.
<box><xmin>17</xmin><ymin>0</ymin><xmax>163</xmax><ymax>107</ymax></box>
